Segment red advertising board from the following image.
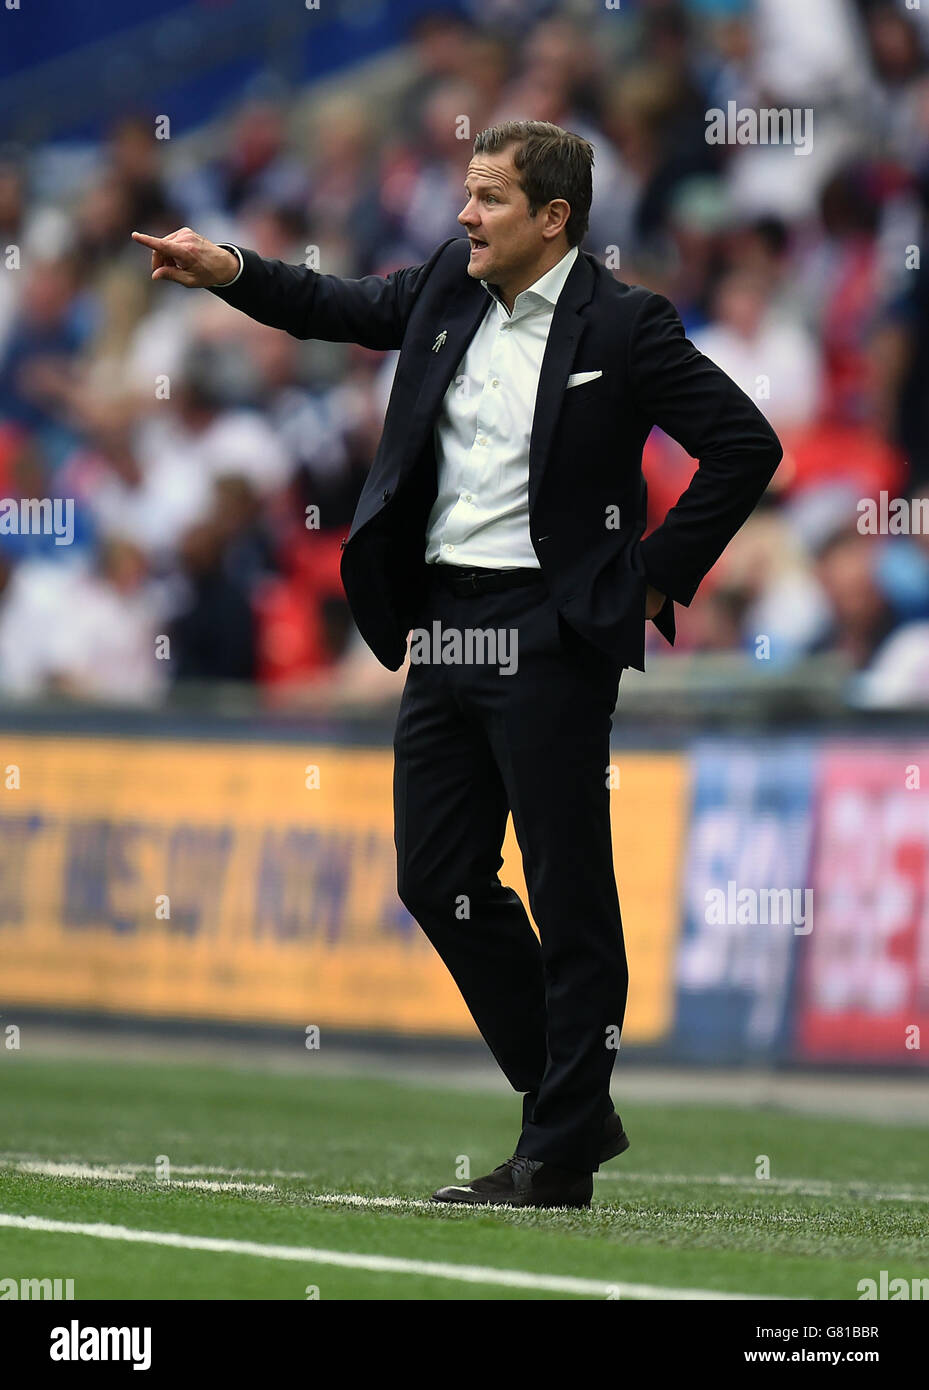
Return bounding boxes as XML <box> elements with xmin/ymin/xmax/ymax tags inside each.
<box><xmin>796</xmin><ymin>743</ymin><xmax>929</xmax><ymax>1064</ymax></box>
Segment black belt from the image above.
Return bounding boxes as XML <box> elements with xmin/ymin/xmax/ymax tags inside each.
<box><xmin>427</xmin><ymin>563</ymin><xmax>545</xmax><ymax>596</ymax></box>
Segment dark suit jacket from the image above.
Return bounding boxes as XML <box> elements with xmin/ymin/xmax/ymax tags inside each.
<box><xmin>212</xmin><ymin>238</ymin><xmax>782</xmax><ymax>672</ymax></box>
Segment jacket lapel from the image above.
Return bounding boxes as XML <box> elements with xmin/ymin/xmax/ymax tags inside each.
<box><xmin>406</xmin><ymin>274</ymin><xmax>490</xmax><ymax>452</ymax></box>
<box><xmin>527</xmin><ymin>250</ymin><xmax>595</xmax><ymax>510</ymax></box>
<box><xmin>347</xmin><ymin>272</ymin><xmax>488</xmax><ymax>538</ymax></box>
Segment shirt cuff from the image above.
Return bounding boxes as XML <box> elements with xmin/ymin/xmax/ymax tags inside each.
<box><xmin>213</xmin><ymin>244</ymin><xmax>244</xmax><ymax>288</ymax></box>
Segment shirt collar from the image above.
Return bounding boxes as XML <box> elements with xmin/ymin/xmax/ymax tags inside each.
<box><xmin>482</xmin><ymin>244</ymin><xmax>579</xmax><ymax>320</ymax></box>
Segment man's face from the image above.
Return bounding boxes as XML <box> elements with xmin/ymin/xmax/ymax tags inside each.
<box><xmin>458</xmin><ymin>148</ymin><xmax>549</xmax><ymax>289</ymax></box>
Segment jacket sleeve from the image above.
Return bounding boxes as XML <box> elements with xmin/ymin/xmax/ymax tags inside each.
<box><xmin>208</xmin><ymin>238</ymin><xmax>457</xmax><ymax>350</ymax></box>
<box><xmin>629</xmin><ymin>291</ymin><xmax>783</xmax><ymax>606</ymax></box>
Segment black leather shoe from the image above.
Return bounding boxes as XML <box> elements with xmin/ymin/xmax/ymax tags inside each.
<box><xmin>600</xmin><ymin>1111</ymin><xmax>630</xmax><ymax>1164</ymax></box>
<box><xmin>432</xmin><ymin>1155</ymin><xmax>593</xmax><ymax>1209</ymax></box>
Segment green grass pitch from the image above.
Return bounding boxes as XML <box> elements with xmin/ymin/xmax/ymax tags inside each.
<box><xmin>1</xmin><ymin>1054</ymin><xmax>927</xmax><ymax>1300</ymax></box>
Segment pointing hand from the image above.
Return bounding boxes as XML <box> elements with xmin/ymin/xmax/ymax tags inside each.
<box><xmin>130</xmin><ymin>228</ymin><xmax>239</xmax><ymax>289</ymax></box>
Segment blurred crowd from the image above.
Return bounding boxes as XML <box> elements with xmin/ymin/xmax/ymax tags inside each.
<box><xmin>2</xmin><ymin>0</ymin><xmax>929</xmax><ymax>707</ymax></box>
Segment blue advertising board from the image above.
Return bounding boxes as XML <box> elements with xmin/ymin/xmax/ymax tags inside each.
<box><xmin>672</xmin><ymin>739</ymin><xmax>817</xmax><ymax>1063</ymax></box>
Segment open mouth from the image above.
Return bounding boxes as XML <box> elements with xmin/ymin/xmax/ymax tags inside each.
<box><xmin>469</xmin><ymin>238</ymin><xmax>488</xmax><ymax>252</ymax></box>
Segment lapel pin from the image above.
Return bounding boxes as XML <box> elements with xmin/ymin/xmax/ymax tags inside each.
<box><xmin>432</xmin><ymin>331</ymin><xmax>447</xmax><ymax>352</ymax></box>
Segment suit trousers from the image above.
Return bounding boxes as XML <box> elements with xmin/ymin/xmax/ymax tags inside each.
<box><xmin>393</xmin><ymin>563</ymin><xmax>627</xmax><ymax>1171</ymax></box>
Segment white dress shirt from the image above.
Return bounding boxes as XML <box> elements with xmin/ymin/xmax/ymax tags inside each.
<box><xmin>425</xmin><ymin>245</ymin><xmax>579</xmax><ymax>569</ymax></box>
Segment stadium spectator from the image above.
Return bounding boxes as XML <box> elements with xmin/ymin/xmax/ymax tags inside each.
<box><xmin>168</xmin><ymin>519</ymin><xmax>257</xmax><ymax>684</ymax></box>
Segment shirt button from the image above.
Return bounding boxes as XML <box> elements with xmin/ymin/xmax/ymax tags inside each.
<box><xmin>445</xmin><ymin>543</ymin><xmax>454</xmax><ymax>551</ymax></box>
<box><xmin>465</xmin><ymin>494</ymin><xmax>472</xmax><ymax>502</ymax></box>
<box><xmin>492</xmin><ymin>379</ymin><xmax>500</xmax><ymax>388</ymax></box>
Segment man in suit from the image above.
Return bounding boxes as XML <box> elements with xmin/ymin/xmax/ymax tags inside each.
<box><xmin>133</xmin><ymin>120</ymin><xmax>781</xmax><ymax>1210</ymax></box>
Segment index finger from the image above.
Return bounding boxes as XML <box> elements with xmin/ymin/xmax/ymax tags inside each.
<box><xmin>131</xmin><ymin>231</ymin><xmax>169</xmax><ymax>251</ymax></box>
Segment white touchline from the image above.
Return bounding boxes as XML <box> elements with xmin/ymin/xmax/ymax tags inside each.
<box><xmin>4</xmin><ymin>1161</ymin><xmax>420</xmax><ymax>1205</ymax></box>
<box><xmin>0</xmin><ymin>1214</ymin><xmax>779</xmax><ymax>1300</ymax></box>
<box><xmin>595</xmin><ymin>1171</ymin><xmax>929</xmax><ymax>1203</ymax></box>
<box><xmin>6</xmin><ymin>1161</ymin><xmax>274</xmax><ymax>1193</ymax></box>
<box><xmin>3</xmin><ymin>1156</ymin><xmax>303</xmax><ymax>1180</ymax></box>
